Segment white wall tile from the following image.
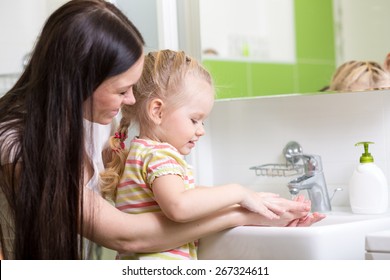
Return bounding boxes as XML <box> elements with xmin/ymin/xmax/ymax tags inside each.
<box><xmin>194</xmin><ymin>90</ymin><xmax>390</xmax><ymax>207</ymax></box>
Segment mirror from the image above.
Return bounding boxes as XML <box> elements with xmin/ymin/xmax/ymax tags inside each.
<box><xmin>1</xmin><ymin>0</ymin><xmax>390</xmax><ymax>97</ymax></box>
<box><xmin>199</xmin><ymin>0</ymin><xmax>296</xmax><ymax>63</ymax></box>
<box><xmin>194</xmin><ymin>0</ymin><xmax>390</xmax><ymax>98</ymax></box>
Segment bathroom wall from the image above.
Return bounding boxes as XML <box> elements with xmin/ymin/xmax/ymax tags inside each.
<box><xmin>0</xmin><ymin>0</ymin><xmax>69</xmax><ymax>75</ymax></box>
<box><xmin>193</xmin><ymin>91</ymin><xmax>390</xmax><ymax>207</ymax></box>
<box><xmin>0</xmin><ymin>0</ymin><xmax>45</xmax><ymax>75</ymax></box>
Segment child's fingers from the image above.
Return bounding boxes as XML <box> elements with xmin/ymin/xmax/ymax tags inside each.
<box><xmin>262</xmin><ymin>200</ymin><xmax>287</xmax><ymax>216</ymax></box>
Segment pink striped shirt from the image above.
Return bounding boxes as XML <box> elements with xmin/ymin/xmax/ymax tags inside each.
<box><xmin>115</xmin><ymin>138</ymin><xmax>197</xmax><ymax>260</ymax></box>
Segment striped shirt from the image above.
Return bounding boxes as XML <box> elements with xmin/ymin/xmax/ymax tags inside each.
<box><xmin>115</xmin><ymin>138</ymin><xmax>197</xmax><ymax>260</ymax></box>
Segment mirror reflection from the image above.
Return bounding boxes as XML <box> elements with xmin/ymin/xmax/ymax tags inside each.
<box><xmin>1</xmin><ymin>0</ymin><xmax>390</xmax><ymax>97</ymax></box>
<box><xmin>200</xmin><ymin>0</ymin><xmax>296</xmax><ymax>63</ymax></box>
<box><xmin>198</xmin><ymin>0</ymin><xmax>390</xmax><ymax>98</ymax></box>
<box><xmin>327</xmin><ymin>60</ymin><xmax>390</xmax><ymax>92</ymax></box>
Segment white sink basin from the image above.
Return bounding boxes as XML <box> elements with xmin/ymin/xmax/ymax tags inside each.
<box><xmin>198</xmin><ymin>207</ymin><xmax>390</xmax><ymax>260</ymax></box>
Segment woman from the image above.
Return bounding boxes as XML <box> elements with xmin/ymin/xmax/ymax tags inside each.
<box><xmin>0</xmin><ymin>0</ymin><xmax>323</xmax><ymax>260</ymax></box>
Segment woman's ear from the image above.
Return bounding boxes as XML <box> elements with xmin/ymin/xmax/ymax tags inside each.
<box><xmin>149</xmin><ymin>98</ymin><xmax>164</xmax><ymax>124</ymax></box>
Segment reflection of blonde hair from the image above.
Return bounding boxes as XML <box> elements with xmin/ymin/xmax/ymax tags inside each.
<box><xmin>329</xmin><ymin>60</ymin><xmax>390</xmax><ymax>92</ymax></box>
<box><xmin>100</xmin><ymin>49</ymin><xmax>213</xmax><ymax>199</ymax></box>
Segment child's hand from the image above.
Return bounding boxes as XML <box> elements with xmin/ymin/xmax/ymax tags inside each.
<box><xmin>240</xmin><ymin>191</ymin><xmax>315</xmax><ymax>221</ymax></box>
<box><xmin>239</xmin><ymin>191</ymin><xmax>288</xmax><ymax>220</ymax></box>
<box><xmin>238</xmin><ymin>194</ymin><xmax>325</xmax><ymax>227</ymax></box>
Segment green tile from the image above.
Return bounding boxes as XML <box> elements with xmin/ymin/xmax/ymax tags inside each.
<box><xmin>202</xmin><ymin>60</ymin><xmax>249</xmax><ymax>99</ymax></box>
<box><xmin>250</xmin><ymin>63</ymin><xmax>296</xmax><ymax>96</ymax></box>
<box><xmin>295</xmin><ymin>0</ymin><xmax>336</xmax><ymax>61</ymax></box>
<box><xmin>296</xmin><ymin>62</ymin><xmax>336</xmax><ymax>93</ymax></box>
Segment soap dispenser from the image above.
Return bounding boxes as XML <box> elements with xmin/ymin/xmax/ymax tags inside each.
<box><xmin>349</xmin><ymin>142</ymin><xmax>389</xmax><ymax>214</ymax></box>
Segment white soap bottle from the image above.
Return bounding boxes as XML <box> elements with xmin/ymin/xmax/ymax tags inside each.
<box><xmin>349</xmin><ymin>142</ymin><xmax>389</xmax><ymax>214</ymax></box>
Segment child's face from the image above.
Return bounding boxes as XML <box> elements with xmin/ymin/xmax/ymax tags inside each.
<box><xmin>159</xmin><ymin>75</ymin><xmax>214</xmax><ymax>155</ymax></box>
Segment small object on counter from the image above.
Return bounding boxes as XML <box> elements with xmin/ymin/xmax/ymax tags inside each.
<box><xmin>349</xmin><ymin>141</ymin><xmax>389</xmax><ymax>214</ymax></box>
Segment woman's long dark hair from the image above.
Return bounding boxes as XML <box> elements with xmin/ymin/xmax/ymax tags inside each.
<box><xmin>0</xmin><ymin>0</ymin><xmax>144</xmax><ymax>259</ymax></box>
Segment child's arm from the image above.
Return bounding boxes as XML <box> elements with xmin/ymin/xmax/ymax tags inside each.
<box><xmin>152</xmin><ymin>174</ymin><xmax>288</xmax><ymax>223</ymax></box>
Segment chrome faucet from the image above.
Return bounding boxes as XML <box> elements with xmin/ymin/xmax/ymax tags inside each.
<box><xmin>283</xmin><ymin>141</ymin><xmax>331</xmax><ymax>213</ymax></box>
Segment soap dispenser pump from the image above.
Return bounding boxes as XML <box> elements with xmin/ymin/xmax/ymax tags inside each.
<box><xmin>349</xmin><ymin>142</ymin><xmax>389</xmax><ymax>214</ymax></box>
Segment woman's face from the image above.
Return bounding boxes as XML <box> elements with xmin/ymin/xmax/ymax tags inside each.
<box><xmin>83</xmin><ymin>55</ymin><xmax>144</xmax><ymax>125</ymax></box>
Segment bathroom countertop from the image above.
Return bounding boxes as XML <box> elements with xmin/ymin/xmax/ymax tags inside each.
<box><xmin>365</xmin><ymin>229</ymin><xmax>390</xmax><ymax>252</ymax></box>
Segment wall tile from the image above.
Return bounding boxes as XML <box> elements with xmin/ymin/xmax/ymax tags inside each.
<box><xmin>194</xmin><ymin>91</ymin><xmax>390</xmax><ymax>207</ymax></box>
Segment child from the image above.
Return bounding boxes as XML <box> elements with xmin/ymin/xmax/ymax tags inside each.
<box><xmin>100</xmin><ymin>50</ymin><xmax>310</xmax><ymax>260</ymax></box>
<box><xmin>328</xmin><ymin>60</ymin><xmax>390</xmax><ymax>92</ymax></box>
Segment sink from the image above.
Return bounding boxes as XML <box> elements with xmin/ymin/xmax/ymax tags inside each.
<box><xmin>197</xmin><ymin>207</ymin><xmax>390</xmax><ymax>259</ymax></box>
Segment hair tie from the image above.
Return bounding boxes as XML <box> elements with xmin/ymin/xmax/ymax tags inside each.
<box><xmin>114</xmin><ymin>132</ymin><xmax>127</xmax><ymax>140</ymax></box>
<box><xmin>113</xmin><ymin>132</ymin><xmax>127</xmax><ymax>150</ymax></box>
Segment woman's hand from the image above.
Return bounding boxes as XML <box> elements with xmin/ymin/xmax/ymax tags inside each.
<box><xmin>240</xmin><ymin>194</ymin><xmax>325</xmax><ymax>227</ymax></box>
<box><xmin>286</xmin><ymin>212</ymin><xmax>326</xmax><ymax>227</ymax></box>
<box><xmin>286</xmin><ymin>195</ymin><xmax>326</xmax><ymax>227</ymax></box>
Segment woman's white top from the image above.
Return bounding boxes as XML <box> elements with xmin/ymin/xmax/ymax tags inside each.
<box><xmin>83</xmin><ymin>119</ymin><xmax>117</xmax><ymax>259</ymax></box>
<box><xmin>83</xmin><ymin>119</ymin><xmax>117</xmax><ymax>192</ymax></box>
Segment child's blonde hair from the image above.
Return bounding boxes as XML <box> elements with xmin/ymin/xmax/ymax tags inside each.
<box><xmin>329</xmin><ymin>60</ymin><xmax>390</xmax><ymax>92</ymax></box>
<box><xmin>100</xmin><ymin>49</ymin><xmax>213</xmax><ymax>199</ymax></box>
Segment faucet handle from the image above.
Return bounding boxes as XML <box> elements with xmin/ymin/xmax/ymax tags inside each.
<box><xmin>283</xmin><ymin>141</ymin><xmax>303</xmax><ymax>164</ymax></box>
<box><xmin>302</xmin><ymin>154</ymin><xmax>323</xmax><ymax>174</ymax></box>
